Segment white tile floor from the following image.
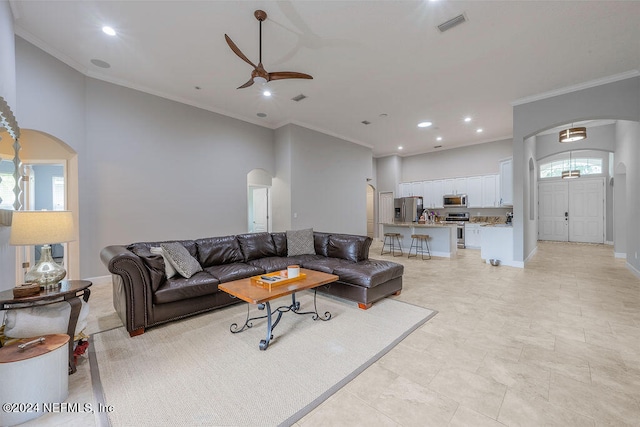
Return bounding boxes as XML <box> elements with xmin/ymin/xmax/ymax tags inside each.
<box><xmin>26</xmin><ymin>241</ymin><xmax>640</xmax><ymax>426</ymax></box>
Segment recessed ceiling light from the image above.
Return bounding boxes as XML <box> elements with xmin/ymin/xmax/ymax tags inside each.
<box><xmin>263</xmin><ymin>90</ymin><xmax>272</xmax><ymax>97</ymax></box>
<box><xmin>476</xmin><ymin>128</ymin><xmax>483</xmax><ymax>133</ymax></box>
<box><xmin>417</xmin><ymin>121</ymin><xmax>433</xmax><ymax>128</ymax></box>
<box><xmin>102</xmin><ymin>26</ymin><xmax>116</xmax><ymax>36</ymax></box>
<box><xmin>464</xmin><ymin>117</ymin><xmax>472</xmax><ymax>123</ymax></box>
<box><xmin>398</xmin><ymin>146</ymin><xmax>403</xmax><ymax>150</ymax></box>
<box><xmin>379</xmin><ymin>113</ymin><xmax>388</xmax><ymax>118</ymax></box>
<box><xmin>90</xmin><ymin>59</ymin><xmax>111</xmax><ymax>69</ymax></box>
<box><xmin>436</xmin><ymin>136</ymin><xmax>443</xmax><ymax>141</ymax></box>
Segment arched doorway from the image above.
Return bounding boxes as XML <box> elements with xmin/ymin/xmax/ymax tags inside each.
<box><xmin>17</xmin><ymin>130</ymin><xmax>79</xmax><ymax>280</ymax></box>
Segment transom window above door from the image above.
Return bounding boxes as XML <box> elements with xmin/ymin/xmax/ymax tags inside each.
<box><xmin>539</xmin><ymin>157</ymin><xmax>602</xmax><ymax>179</ymax></box>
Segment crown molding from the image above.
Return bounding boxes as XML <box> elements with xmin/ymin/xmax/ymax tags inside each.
<box><xmin>512</xmin><ymin>70</ymin><xmax>640</xmax><ymax>106</ymax></box>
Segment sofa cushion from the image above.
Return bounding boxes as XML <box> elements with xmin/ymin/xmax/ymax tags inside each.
<box><xmin>161</xmin><ymin>242</ymin><xmax>203</xmax><ymax>279</ymax></box>
<box><xmin>248</xmin><ymin>256</ymin><xmax>319</xmax><ymax>273</ymax></box>
<box><xmin>203</xmin><ymin>263</ymin><xmax>264</xmax><ymax>283</ymax></box>
<box><xmin>327</xmin><ymin>235</ymin><xmax>362</xmax><ymax>263</ymax></box>
<box><xmin>333</xmin><ymin>260</ymin><xmax>404</xmax><ymax>289</ymax></box>
<box><xmin>153</xmin><ymin>271</ymin><xmax>220</xmax><ymax>304</ymax></box>
<box><xmin>286</xmin><ymin>228</ymin><xmax>316</xmax><ymax>256</ymax></box>
<box><xmin>301</xmin><ymin>257</ymin><xmax>356</xmax><ymax>274</ymax></box>
<box><xmin>195</xmin><ymin>236</ymin><xmax>244</xmax><ymax>267</ymax></box>
<box><xmin>271</xmin><ymin>232</ymin><xmax>288</xmax><ymax>257</ymax></box>
<box><xmin>313</xmin><ymin>232</ymin><xmax>331</xmax><ymax>257</ymax></box>
<box><xmin>328</xmin><ymin>234</ymin><xmax>372</xmax><ymax>261</ymax></box>
<box><xmin>237</xmin><ymin>232</ymin><xmax>277</xmax><ymax>261</ymax></box>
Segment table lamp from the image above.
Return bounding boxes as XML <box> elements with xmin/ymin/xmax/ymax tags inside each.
<box><xmin>9</xmin><ymin>210</ymin><xmax>75</xmax><ymax>289</ymax></box>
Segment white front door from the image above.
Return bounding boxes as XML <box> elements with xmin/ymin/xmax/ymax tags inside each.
<box><xmin>249</xmin><ymin>187</ymin><xmax>268</xmax><ymax>233</ymax></box>
<box><xmin>538</xmin><ymin>178</ymin><xmax>604</xmax><ymax>243</ymax></box>
<box><xmin>568</xmin><ymin>178</ymin><xmax>604</xmax><ymax>244</ymax></box>
<box><xmin>538</xmin><ymin>181</ymin><xmax>569</xmax><ymax>241</ymax></box>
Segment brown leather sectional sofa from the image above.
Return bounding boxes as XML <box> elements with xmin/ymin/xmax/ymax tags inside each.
<box><xmin>100</xmin><ymin>231</ymin><xmax>404</xmax><ymax>336</ymax></box>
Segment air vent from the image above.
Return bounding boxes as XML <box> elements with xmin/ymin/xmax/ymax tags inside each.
<box><xmin>434</xmin><ymin>145</ymin><xmax>443</xmax><ymax>149</ymax></box>
<box><xmin>361</xmin><ymin>120</ymin><xmax>371</xmax><ymax>125</ymax></box>
<box><xmin>291</xmin><ymin>94</ymin><xmax>307</xmax><ymax>102</ymax></box>
<box><xmin>437</xmin><ymin>13</ymin><xmax>467</xmax><ymax>33</ymax></box>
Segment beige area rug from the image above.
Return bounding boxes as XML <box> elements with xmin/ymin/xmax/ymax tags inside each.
<box><xmin>90</xmin><ymin>292</ymin><xmax>436</xmax><ymax>426</ymax></box>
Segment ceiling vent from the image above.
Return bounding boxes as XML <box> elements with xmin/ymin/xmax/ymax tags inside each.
<box><xmin>361</xmin><ymin>120</ymin><xmax>371</xmax><ymax>125</ymax></box>
<box><xmin>291</xmin><ymin>94</ymin><xmax>307</xmax><ymax>102</ymax></box>
<box><xmin>437</xmin><ymin>13</ymin><xmax>467</xmax><ymax>33</ymax></box>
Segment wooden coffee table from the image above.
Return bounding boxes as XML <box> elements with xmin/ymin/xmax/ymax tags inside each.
<box><xmin>218</xmin><ymin>268</ymin><xmax>338</xmax><ymax>350</ymax></box>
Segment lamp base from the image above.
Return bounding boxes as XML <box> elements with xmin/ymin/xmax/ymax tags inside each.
<box><xmin>24</xmin><ymin>245</ymin><xmax>66</xmax><ymax>289</ymax></box>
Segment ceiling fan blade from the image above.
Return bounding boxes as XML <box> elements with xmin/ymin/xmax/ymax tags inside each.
<box><xmin>224</xmin><ymin>34</ymin><xmax>258</xmax><ymax>69</ymax></box>
<box><xmin>237</xmin><ymin>78</ymin><xmax>255</xmax><ymax>89</ymax></box>
<box><xmin>268</xmin><ymin>71</ymin><xmax>314</xmax><ymax>81</ymax></box>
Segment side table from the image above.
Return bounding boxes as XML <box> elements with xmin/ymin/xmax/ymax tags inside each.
<box><xmin>0</xmin><ymin>279</ymin><xmax>92</xmax><ymax>374</ymax></box>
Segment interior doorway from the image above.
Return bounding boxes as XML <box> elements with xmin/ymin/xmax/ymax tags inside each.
<box><xmin>378</xmin><ymin>191</ymin><xmax>394</xmax><ymax>239</ymax></box>
<box><xmin>366</xmin><ymin>185</ymin><xmax>374</xmax><ymax>238</ymax></box>
<box><xmin>247</xmin><ymin>169</ymin><xmax>273</xmax><ymax>233</ymax></box>
<box><xmin>538</xmin><ymin>177</ymin><xmax>605</xmax><ymax>243</ymax></box>
<box><xmin>248</xmin><ymin>186</ymin><xmax>270</xmax><ymax>233</ymax></box>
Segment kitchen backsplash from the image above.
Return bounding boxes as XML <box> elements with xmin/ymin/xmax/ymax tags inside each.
<box><xmin>470</xmin><ymin>216</ymin><xmax>507</xmax><ymax>224</ymax></box>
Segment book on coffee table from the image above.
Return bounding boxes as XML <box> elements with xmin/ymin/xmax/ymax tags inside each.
<box><xmin>251</xmin><ymin>271</ymin><xmax>307</xmax><ymax>291</ymax></box>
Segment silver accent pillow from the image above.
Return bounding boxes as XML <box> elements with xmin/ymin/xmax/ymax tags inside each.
<box><xmin>160</xmin><ymin>242</ymin><xmax>203</xmax><ymax>279</ymax></box>
<box><xmin>150</xmin><ymin>246</ymin><xmax>177</xmax><ymax>279</ymax></box>
<box><xmin>286</xmin><ymin>228</ymin><xmax>316</xmax><ymax>256</ymax></box>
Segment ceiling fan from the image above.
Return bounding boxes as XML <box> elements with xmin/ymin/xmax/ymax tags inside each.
<box><xmin>225</xmin><ymin>10</ymin><xmax>313</xmax><ymax>89</ymax></box>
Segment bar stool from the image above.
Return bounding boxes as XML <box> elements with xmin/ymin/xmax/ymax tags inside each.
<box><xmin>381</xmin><ymin>233</ymin><xmax>403</xmax><ymax>256</ymax></box>
<box><xmin>408</xmin><ymin>234</ymin><xmax>431</xmax><ymax>260</ymax></box>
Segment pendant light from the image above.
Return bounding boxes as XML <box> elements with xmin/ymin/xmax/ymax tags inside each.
<box><xmin>559</xmin><ymin>125</ymin><xmax>587</xmax><ymax>143</ymax></box>
<box><xmin>562</xmin><ymin>151</ymin><xmax>580</xmax><ymax>179</ymax></box>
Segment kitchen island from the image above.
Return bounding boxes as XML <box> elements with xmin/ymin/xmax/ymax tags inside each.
<box><xmin>382</xmin><ymin>223</ymin><xmax>458</xmax><ymax>258</ymax></box>
<box><xmin>480</xmin><ymin>224</ymin><xmax>522</xmax><ymax>267</ymax></box>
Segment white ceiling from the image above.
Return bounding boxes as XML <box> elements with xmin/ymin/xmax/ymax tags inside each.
<box><xmin>10</xmin><ymin>1</ymin><xmax>640</xmax><ymax>157</ymax></box>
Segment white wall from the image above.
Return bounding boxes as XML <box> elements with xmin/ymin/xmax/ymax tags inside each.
<box><xmin>615</xmin><ymin>120</ymin><xmax>640</xmax><ymax>272</ymax></box>
<box><xmin>272</xmin><ymin>126</ymin><xmax>292</xmax><ymax>232</ymax></box>
<box><xmin>285</xmin><ymin>124</ymin><xmax>372</xmax><ymax>235</ymax></box>
<box><xmin>513</xmin><ymin>75</ymin><xmax>640</xmax><ymax>265</ymax></box>
<box><xmin>401</xmin><ymin>139</ymin><xmax>513</xmax><ymax>182</ymax></box>
<box><xmin>375</xmin><ymin>155</ymin><xmax>401</xmax><ymax>195</ymax></box>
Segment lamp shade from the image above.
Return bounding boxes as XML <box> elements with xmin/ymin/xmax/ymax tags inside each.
<box><xmin>9</xmin><ymin>211</ymin><xmax>75</xmax><ymax>246</ymax></box>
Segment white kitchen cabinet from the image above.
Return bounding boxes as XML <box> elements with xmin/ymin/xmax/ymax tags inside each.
<box><xmin>500</xmin><ymin>158</ymin><xmax>513</xmax><ymax>206</ymax></box>
<box><xmin>465</xmin><ymin>223</ymin><xmax>483</xmax><ymax>249</ymax></box>
<box><xmin>432</xmin><ymin>180</ymin><xmax>444</xmax><ymax>208</ymax></box>
<box><xmin>454</xmin><ymin>177</ymin><xmax>467</xmax><ymax>195</ymax></box>
<box><xmin>422</xmin><ymin>181</ymin><xmax>433</xmax><ymax>208</ymax></box>
<box><xmin>467</xmin><ymin>176</ymin><xmax>483</xmax><ymax>208</ymax></box>
<box><xmin>398</xmin><ymin>183</ymin><xmax>411</xmax><ymax>197</ymax></box>
<box><xmin>443</xmin><ymin>179</ymin><xmax>455</xmax><ymax>195</ymax></box>
<box><xmin>482</xmin><ymin>175</ymin><xmax>498</xmax><ymax>207</ymax></box>
<box><xmin>411</xmin><ymin>181</ymin><xmax>423</xmax><ymax>199</ymax></box>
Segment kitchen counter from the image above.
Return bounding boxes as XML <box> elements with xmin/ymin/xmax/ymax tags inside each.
<box><xmin>382</xmin><ymin>223</ymin><xmax>457</xmax><ymax>258</ymax></box>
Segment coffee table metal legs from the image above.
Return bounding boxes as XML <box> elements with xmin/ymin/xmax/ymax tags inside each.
<box><xmin>229</xmin><ymin>290</ymin><xmax>331</xmax><ymax>350</ymax></box>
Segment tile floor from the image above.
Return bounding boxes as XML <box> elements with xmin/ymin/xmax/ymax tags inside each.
<box><xmin>26</xmin><ymin>241</ymin><xmax>640</xmax><ymax>426</ymax></box>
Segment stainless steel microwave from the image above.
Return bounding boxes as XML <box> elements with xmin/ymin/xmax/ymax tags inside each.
<box><xmin>443</xmin><ymin>194</ymin><xmax>467</xmax><ymax>207</ymax></box>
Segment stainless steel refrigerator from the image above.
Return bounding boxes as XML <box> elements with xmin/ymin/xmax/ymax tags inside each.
<box><xmin>394</xmin><ymin>197</ymin><xmax>423</xmax><ymax>223</ymax></box>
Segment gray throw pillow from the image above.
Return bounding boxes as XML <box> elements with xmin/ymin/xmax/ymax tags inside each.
<box><xmin>160</xmin><ymin>242</ymin><xmax>203</xmax><ymax>279</ymax></box>
<box><xmin>150</xmin><ymin>247</ymin><xmax>177</xmax><ymax>279</ymax></box>
<box><xmin>286</xmin><ymin>228</ymin><xmax>316</xmax><ymax>256</ymax></box>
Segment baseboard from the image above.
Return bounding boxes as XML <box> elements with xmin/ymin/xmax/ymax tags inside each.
<box><xmin>83</xmin><ymin>275</ymin><xmax>111</xmax><ymax>286</ymax></box>
<box><xmin>484</xmin><ymin>259</ymin><xmax>524</xmax><ymax>268</ymax></box>
<box><xmin>605</xmin><ymin>241</ymin><xmax>614</xmax><ymax>246</ymax></box>
<box><xmin>614</xmin><ymin>252</ymin><xmax>627</xmax><ymax>259</ymax></box>
<box><xmin>524</xmin><ymin>246</ymin><xmax>538</xmax><ymax>264</ymax></box>
<box><xmin>627</xmin><ymin>262</ymin><xmax>640</xmax><ymax>280</ymax></box>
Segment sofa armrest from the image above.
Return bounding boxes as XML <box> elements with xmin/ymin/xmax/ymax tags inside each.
<box><xmin>100</xmin><ymin>245</ymin><xmax>153</xmax><ymax>334</ymax></box>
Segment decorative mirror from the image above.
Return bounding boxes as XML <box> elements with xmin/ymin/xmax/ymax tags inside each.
<box><xmin>0</xmin><ymin>95</ymin><xmax>22</xmax><ymax>224</ymax></box>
